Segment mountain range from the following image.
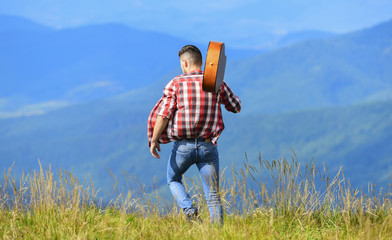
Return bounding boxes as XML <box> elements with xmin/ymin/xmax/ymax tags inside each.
<box><xmin>0</xmin><ymin>15</ymin><xmax>338</xmax><ymax>115</ymax></box>
<box><xmin>0</xmin><ymin>15</ymin><xmax>391</xmax><ymax>194</ymax></box>
<box><xmin>228</xmin><ymin>19</ymin><xmax>392</xmax><ymax>114</ymax></box>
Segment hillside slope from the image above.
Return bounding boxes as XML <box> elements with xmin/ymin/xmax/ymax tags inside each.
<box><xmin>0</xmin><ymin>98</ymin><xmax>390</xmax><ymax>190</ymax></box>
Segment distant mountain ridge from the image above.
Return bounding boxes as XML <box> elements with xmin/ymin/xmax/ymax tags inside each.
<box><xmin>0</xmin><ymin>19</ymin><xmax>187</xmax><ymax>104</ymax></box>
<box><xmin>0</xmin><ymin>15</ymin><xmax>53</xmax><ymax>33</ymax></box>
<box><xmin>228</xmin><ymin>18</ymin><xmax>392</xmax><ymax>114</ymax></box>
<box><xmin>0</xmin><ymin>14</ymin><xmax>360</xmax><ymax>116</ymax></box>
<box><xmin>0</xmin><ymin>15</ymin><xmax>268</xmax><ymax>114</ymax></box>
<box><xmin>0</xmin><ymin>15</ymin><xmax>391</xmax><ymax>116</ymax></box>
<box><xmin>276</xmin><ymin>30</ymin><xmax>335</xmax><ymax>48</ymax></box>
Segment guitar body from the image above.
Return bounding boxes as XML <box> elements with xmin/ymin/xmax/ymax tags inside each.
<box><xmin>203</xmin><ymin>41</ymin><xmax>226</xmax><ymax>93</ymax></box>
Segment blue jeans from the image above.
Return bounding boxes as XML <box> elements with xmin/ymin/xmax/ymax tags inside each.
<box><xmin>167</xmin><ymin>138</ymin><xmax>223</xmax><ymax>224</ymax></box>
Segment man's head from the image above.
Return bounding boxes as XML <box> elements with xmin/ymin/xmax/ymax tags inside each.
<box><xmin>178</xmin><ymin>45</ymin><xmax>202</xmax><ymax>73</ymax></box>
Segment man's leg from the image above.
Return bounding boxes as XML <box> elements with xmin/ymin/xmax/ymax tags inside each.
<box><xmin>197</xmin><ymin>143</ymin><xmax>223</xmax><ymax>224</ymax></box>
<box><xmin>167</xmin><ymin>141</ymin><xmax>195</xmax><ymax>212</ymax></box>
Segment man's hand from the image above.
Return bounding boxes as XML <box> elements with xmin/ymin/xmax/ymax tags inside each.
<box><xmin>150</xmin><ymin>140</ymin><xmax>161</xmax><ymax>159</ymax></box>
<box><xmin>150</xmin><ymin>116</ymin><xmax>169</xmax><ymax>159</ymax></box>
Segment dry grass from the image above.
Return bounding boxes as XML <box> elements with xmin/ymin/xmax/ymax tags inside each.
<box><xmin>0</xmin><ymin>155</ymin><xmax>391</xmax><ymax>239</ymax></box>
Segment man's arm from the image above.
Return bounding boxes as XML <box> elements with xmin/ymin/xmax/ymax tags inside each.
<box><xmin>220</xmin><ymin>82</ymin><xmax>241</xmax><ymax>113</ymax></box>
<box><xmin>150</xmin><ymin>115</ymin><xmax>169</xmax><ymax>159</ymax></box>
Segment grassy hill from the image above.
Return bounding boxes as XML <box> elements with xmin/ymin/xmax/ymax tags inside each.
<box><xmin>1</xmin><ymin>150</ymin><xmax>391</xmax><ymax>239</ymax></box>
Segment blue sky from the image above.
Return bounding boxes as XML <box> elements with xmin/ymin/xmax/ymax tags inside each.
<box><xmin>1</xmin><ymin>0</ymin><xmax>392</xmax><ymax>48</ymax></box>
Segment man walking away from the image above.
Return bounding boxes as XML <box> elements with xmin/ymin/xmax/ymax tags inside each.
<box><xmin>148</xmin><ymin>45</ymin><xmax>241</xmax><ymax>224</ymax></box>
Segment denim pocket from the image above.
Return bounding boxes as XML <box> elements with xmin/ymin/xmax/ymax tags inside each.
<box><xmin>199</xmin><ymin>143</ymin><xmax>218</xmax><ymax>161</ymax></box>
<box><xmin>176</xmin><ymin>144</ymin><xmax>193</xmax><ymax>156</ymax></box>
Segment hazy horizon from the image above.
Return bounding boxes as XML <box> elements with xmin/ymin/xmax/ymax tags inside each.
<box><xmin>1</xmin><ymin>0</ymin><xmax>392</xmax><ymax>48</ymax></box>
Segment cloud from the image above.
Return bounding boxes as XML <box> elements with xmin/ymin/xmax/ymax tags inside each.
<box><xmin>0</xmin><ymin>98</ymin><xmax>9</xmax><ymax>108</ymax></box>
<box><xmin>272</xmin><ymin>29</ymin><xmax>288</xmax><ymax>36</ymax></box>
<box><xmin>66</xmin><ymin>81</ymin><xmax>120</xmax><ymax>98</ymax></box>
<box><xmin>0</xmin><ymin>100</ymin><xmax>69</xmax><ymax>119</ymax></box>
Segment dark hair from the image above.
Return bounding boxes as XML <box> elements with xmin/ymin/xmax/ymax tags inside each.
<box><xmin>178</xmin><ymin>45</ymin><xmax>202</xmax><ymax>66</ymax></box>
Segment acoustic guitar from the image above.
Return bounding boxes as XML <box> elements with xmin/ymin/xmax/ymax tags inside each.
<box><xmin>203</xmin><ymin>41</ymin><xmax>227</xmax><ymax>93</ymax></box>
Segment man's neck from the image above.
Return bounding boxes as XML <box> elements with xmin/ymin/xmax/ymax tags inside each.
<box><xmin>184</xmin><ymin>66</ymin><xmax>202</xmax><ymax>74</ymax></box>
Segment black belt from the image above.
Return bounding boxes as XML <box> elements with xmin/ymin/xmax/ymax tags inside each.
<box><xmin>182</xmin><ymin>137</ymin><xmax>211</xmax><ymax>143</ymax></box>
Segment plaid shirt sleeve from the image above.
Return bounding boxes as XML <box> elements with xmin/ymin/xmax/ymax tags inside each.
<box><xmin>158</xmin><ymin>80</ymin><xmax>177</xmax><ymax>119</ymax></box>
<box><xmin>219</xmin><ymin>82</ymin><xmax>241</xmax><ymax>113</ymax></box>
<box><xmin>147</xmin><ymin>97</ymin><xmax>174</xmax><ymax>147</ymax></box>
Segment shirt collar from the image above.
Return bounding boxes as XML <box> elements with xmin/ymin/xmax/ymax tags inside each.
<box><xmin>184</xmin><ymin>70</ymin><xmax>203</xmax><ymax>76</ymax></box>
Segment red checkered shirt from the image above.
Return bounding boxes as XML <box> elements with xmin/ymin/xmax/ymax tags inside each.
<box><xmin>147</xmin><ymin>70</ymin><xmax>241</xmax><ymax>146</ymax></box>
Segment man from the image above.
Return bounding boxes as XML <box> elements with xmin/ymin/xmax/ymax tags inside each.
<box><xmin>148</xmin><ymin>45</ymin><xmax>241</xmax><ymax>224</ymax></box>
